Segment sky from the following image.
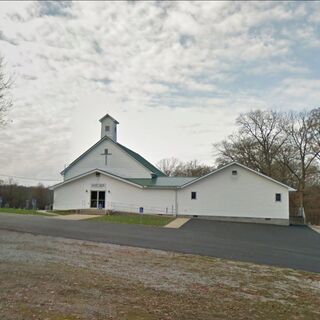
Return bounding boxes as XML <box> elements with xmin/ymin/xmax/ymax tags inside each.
<box><xmin>0</xmin><ymin>1</ymin><xmax>319</xmax><ymax>186</ymax></box>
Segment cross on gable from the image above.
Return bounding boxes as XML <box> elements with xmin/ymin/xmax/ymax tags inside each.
<box><xmin>101</xmin><ymin>148</ymin><xmax>112</xmax><ymax>165</ymax></box>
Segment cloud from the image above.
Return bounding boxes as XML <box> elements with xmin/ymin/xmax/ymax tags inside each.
<box><xmin>271</xmin><ymin>78</ymin><xmax>320</xmax><ymax>108</ymax></box>
<box><xmin>37</xmin><ymin>1</ymin><xmax>73</xmax><ymax>17</ymax></box>
<box><xmin>0</xmin><ymin>1</ymin><xmax>319</xmax><ymax>185</ymax></box>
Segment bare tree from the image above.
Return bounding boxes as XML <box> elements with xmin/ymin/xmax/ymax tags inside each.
<box><xmin>280</xmin><ymin>109</ymin><xmax>320</xmax><ymax>211</ymax></box>
<box><xmin>157</xmin><ymin>158</ymin><xmax>213</xmax><ymax>177</ymax></box>
<box><xmin>215</xmin><ymin>135</ymin><xmax>261</xmax><ymax>169</ymax></box>
<box><xmin>236</xmin><ymin>110</ymin><xmax>286</xmax><ymax>176</ymax></box>
<box><xmin>0</xmin><ymin>55</ymin><xmax>12</xmax><ymax>126</ymax></box>
<box><xmin>310</xmin><ymin>107</ymin><xmax>320</xmax><ymax>160</ymax></box>
<box><xmin>174</xmin><ymin>160</ymin><xmax>213</xmax><ymax>177</ymax></box>
<box><xmin>214</xmin><ymin>110</ymin><xmax>288</xmax><ymax>179</ymax></box>
<box><xmin>157</xmin><ymin>157</ymin><xmax>181</xmax><ymax>176</ymax></box>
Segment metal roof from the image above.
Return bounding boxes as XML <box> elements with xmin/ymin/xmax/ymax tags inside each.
<box><xmin>126</xmin><ymin>177</ymin><xmax>196</xmax><ymax>188</ymax></box>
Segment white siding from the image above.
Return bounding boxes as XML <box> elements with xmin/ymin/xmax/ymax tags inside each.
<box><xmin>178</xmin><ymin>164</ymin><xmax>289</xmax><ymax>219</ymax></box>
<box><xmin>54</xmin><ymin>173</ymin><xmax>176</xmax><ymax>215</ymax></box>
<box><xmin>64</xmin><ymin>140</ymin><xmax>151</xmax><ymax>180</ymax></box>
<box><xmin>54</xmin><ymin>163</ymin><xmax>290</xmax><ymax>223</ymax></box>
<box><xmin>100</xmin><ymin>117</ymin><xmax>117</xmax><ymax>141</ymax></box>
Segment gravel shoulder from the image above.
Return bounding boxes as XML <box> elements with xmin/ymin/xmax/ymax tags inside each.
<box><xmin>0</xmin><ymin>230</ymin><xmax>319</xmax><ymax>320</ymax></box>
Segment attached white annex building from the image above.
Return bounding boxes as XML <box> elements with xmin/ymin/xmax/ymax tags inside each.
<box><xmin>52</xmin><ymin>114</ymin><xmax>295</xmax><ymax>225</ymax></box>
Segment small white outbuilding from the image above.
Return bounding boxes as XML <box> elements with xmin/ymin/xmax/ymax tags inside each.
<box><xmin>51</xmin><ymin>114</ymin><xmax>295</xmax><ymax>225</ymax></box>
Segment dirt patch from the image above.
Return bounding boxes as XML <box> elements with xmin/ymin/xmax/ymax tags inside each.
<box><xmin>0</xmin><ymin>230</ymin><xmax>319</xmax><ymax>319</ymax></box>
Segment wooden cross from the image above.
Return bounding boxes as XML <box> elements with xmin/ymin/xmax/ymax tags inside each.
<box><xmin>101</xmin><ymin>148</ymin><xmax>112</xmax><ymax>165</ymax></box>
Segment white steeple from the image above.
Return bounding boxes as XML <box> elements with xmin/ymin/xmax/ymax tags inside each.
<box><xmin>99</xmin><ymin>114</ymin><xmax>119</xmax><ymax>142</ymax></box>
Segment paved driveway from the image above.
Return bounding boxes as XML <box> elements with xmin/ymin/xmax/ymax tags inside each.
<box><xmin>0</xmin><ymin>213</ymin><xmax>319</xmax><ymax>273</ymax></box>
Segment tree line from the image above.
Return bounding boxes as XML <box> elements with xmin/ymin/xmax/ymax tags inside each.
<box><xmin>0</xmin><ymin>181</ymin><xmax>53</xmax><ymax>210</ymax></box>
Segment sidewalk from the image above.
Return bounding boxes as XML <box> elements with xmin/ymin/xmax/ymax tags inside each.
<box><xmin>164</xmin><ymin>218</ymin><xmax>190</xmax><ymax>229</ymax></box>
<box><xmin>309</xmin><ymin>225</ymin><xmax>320</xmax><ymax>234</ymax></box>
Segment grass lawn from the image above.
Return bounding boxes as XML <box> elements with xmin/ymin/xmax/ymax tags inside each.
<box><xmin>0</xmin><ymin>208</ymin><xmax>51</xmax><ymax>216</ymax></box>
<box><xmin>89</xmin><ymin>213</ymin><xmax>175</xmax><ymax>226</ymax></box>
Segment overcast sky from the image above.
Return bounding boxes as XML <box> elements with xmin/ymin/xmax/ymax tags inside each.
<box><xmin>0</xmin><ymin>1</ymin><xmax>319</xmax><ymax>185</ymax></box>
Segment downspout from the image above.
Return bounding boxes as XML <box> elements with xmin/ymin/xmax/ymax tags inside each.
<box><xmin>175</xmin><ymin>188</ymin><xmax>178</xmax><ymax>217</ymax></box>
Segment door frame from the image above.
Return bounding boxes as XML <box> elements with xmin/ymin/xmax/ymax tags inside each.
<box><xmin>90</xmin><ymin>190</ymin><xmax>106</xmax><ymax>209</ymax></box>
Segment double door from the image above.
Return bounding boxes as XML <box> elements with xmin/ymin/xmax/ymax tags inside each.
<box><xmin>90</xmin><ymin>191</ymin><xmax>106</xmax><ymax>209</ymax></box>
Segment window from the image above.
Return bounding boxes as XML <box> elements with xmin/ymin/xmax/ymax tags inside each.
<box><xmin>105</xmin><ymin>125</ymin><xmax>110</xmax><ymax>132</ymax></box>
<box><xmin>275</xmin><ymin>193</ymin><xmax>281</xmax><ymax>202</ymax></box>
<box><xmin>232</xmin><ymin>170</ymin><xmax>238</xmax><ymax>175</ymax></box>
<box><xmin>191</xmin><ymin>191</ymin><xmax>197</xmax><ymax>200</ymax></box>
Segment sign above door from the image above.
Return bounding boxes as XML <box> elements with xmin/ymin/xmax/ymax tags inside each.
<box><xmin>91</xmin><ymin>183</ymin><xmax>105</xmax><ymax>188</ymax></box>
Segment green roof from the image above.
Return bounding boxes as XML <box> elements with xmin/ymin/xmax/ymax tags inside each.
<box><xmin>126</xmin><ymin>177</ymin><xmax>197</xmax><ymax>188</ymax></box>
<box><xmin>116</xmin><ymin>142</ymin><xmax>166</xmax><ymax>177</ymax></box>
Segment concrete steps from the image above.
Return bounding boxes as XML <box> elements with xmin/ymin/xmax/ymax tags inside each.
<box><xmin>75</xmin><ymin>209</ymin><xmax>108</xmax><ymax>215</ymax></box>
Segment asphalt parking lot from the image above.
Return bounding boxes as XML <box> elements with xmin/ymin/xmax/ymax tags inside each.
<box><xmin>0</xmin><ymin>213</ymin><xmax>319</xmax><ymax>272</ymax></box>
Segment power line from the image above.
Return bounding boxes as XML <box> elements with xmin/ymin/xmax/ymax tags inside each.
<box><xmin>0</xmin><ymin>173</ymin><xmax>61</xmax><ymax>182</ymax></box>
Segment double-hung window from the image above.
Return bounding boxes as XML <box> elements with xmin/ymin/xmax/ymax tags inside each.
<box><xmin>275</xmin><ymin>193</ymin><xmax>281</xmax><ymax>202</ymax></box>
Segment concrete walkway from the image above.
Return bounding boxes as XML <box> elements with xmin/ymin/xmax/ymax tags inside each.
<box><xmin>37</xmin><ymin>210</ymin><xmax>58</xmax><ymax>216</ymax></box>
<box><xmin>52</xmin><ymin>214</ymin><xmax>100</xmax><ymax>221</ymax></box>
<box><xmin>309</xmin><ymin>225</ymin><xmax>320</xmax><ymax>234</ymax></box>
<box><xmin>165</xmin><ymin>218</ymin><xmax>190</xmax><ymax>229</ymax></box>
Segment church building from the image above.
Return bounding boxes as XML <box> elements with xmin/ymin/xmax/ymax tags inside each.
<box><xmin>51</xmin><ymin>114</ymin><xmax>294</xmax><ymax>225</ymax></box>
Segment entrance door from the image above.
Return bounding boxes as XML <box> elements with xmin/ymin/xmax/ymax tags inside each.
<box><xmin>90</xmin><ymin>191</ymin><xmax>105</xmax><ymax>209</ymax></box>
<box><xmin>98</xmin><ymin>191</ymin><xmax>105</xmax><ymax>209</ymax></box>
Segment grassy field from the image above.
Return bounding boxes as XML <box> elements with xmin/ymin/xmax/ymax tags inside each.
<box><xmin>89</xmin><ymin>213</ymin><xmax>175</xmax><ymax>226</ymax></box>
<box><xmin>0</xmin><ymin>208</ymin><xmax>175</xmax><ymax>226</ymax></box>
<box><xmin>0</xmin><ymin>230</ymin><xmax>319</xmax><ymax>320</ymax></box>
<box><xmin>0</xmin><ymin>208</ymin><xmax>51</xmax><ymax>216</ymax></box>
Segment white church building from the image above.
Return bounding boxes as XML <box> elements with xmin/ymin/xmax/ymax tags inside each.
<box><xmin>51</xmin><ymin>114</ymin><xmax>294</xmax><ymax>225</ymax></box>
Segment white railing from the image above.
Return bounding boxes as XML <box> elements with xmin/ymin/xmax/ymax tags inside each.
<box><xmin>53</xmin><ymin>199</ymin><xmax>175</xmax><ymax>215</ymax></box>
<box><xmin>106</xmin><ymin>201</ymin><xmax>175</xmax><ymax>215</ymax></box>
